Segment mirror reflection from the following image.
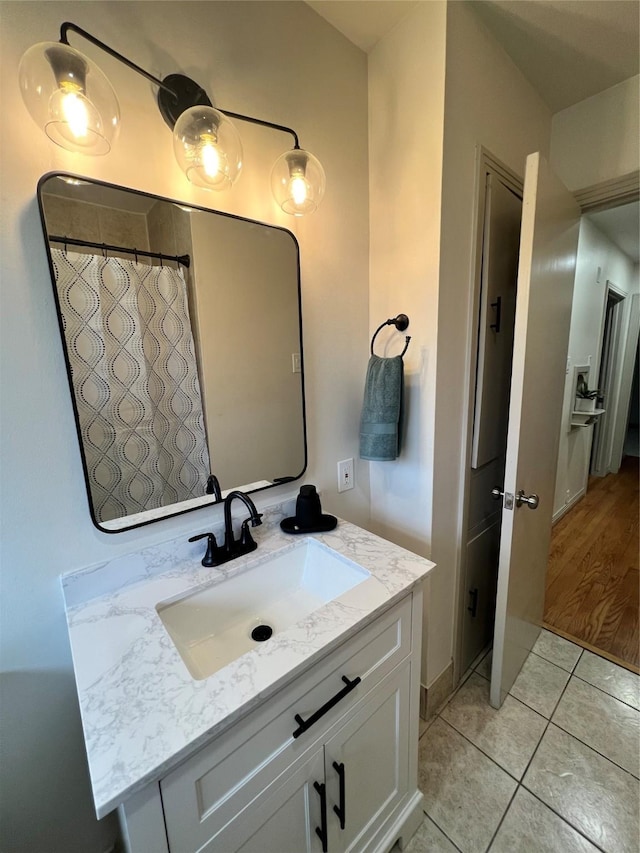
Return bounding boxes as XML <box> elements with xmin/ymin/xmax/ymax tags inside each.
<box><xmin>38</xmin><ymin>174</ymin><xmax>306</xmax><ymax>532</ymax></box>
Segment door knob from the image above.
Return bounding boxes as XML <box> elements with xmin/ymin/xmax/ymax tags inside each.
<box><xmin>491</xmin><ymin>487</ymin><xmax>504</xmax><ymax>500</ymax></box>
<box><xmin>515</xmin><ymin>490</ymin><xmax>539</xmax><ymax>509</ymax></box>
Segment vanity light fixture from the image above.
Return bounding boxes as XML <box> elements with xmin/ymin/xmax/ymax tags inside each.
<box><xmin>19</xmin><ymin>22</ymin><xmax>326</xmax><ymax>214</ymax></box>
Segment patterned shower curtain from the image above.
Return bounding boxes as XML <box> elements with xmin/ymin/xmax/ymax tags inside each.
<box><xmin>51</xmin><ymin>249</ymin><xmax>211</xmax><ymax>522</ymax></box>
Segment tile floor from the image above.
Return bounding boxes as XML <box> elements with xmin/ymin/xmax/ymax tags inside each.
<box><xmin>408</xmin><ymin>630</ymin><xmax>640</xmax><ymax>853</ymax></box>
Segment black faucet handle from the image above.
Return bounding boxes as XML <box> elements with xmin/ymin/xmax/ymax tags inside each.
<box><xmin>188</xmin><ymin>532</ymin><xmax>219</xmax><ymax>567</ymax></box>
<box><xmin>239</xmin><ymin>516</ymin><xmax>262</xmax><ymax>550</ymax></box>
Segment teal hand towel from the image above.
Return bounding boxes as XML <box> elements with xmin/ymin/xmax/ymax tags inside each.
<box><xmin>359</xmin><ymin>354</ymin><xmax>404</xmax><ymax>461</ymax></box>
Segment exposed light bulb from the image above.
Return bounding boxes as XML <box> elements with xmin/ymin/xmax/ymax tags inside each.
<box><xmin>289</xmin><ymin>173</ymin><xmax>308</xmax><ymax>207</ymax></box>
<box><xmin>271</xmin><ymin>149</ymin><xmax>326</xmax><ymax>216</ymax></box>
<box><xmin>48</xmin><ymin>85</ymin><xmax>103</xmax><ymax>149</ymax></box>
<box><xmin>59</xmin><ymin>86</ymin><xmax>89</xmax><ymax>140</ymax></box>
<box><xmin>200</xmin><ymin>134</ymin><xmax>221</xmax><ymax>179</ymax></box>
<box><xmin>173</xmin><ymin>105</ymin><xmax>243</xmax><ymax>191</ymax></box>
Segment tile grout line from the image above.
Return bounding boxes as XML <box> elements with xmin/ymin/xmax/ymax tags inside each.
<box><xmin>421</xmin><ymin>814</ymin><xmax>464</xmax><ymax>853</ymax></box>
<box><xmin>521</xmin><ymin>786</ymin><xmax>609</xmax><ymax>853</ymax></box>
<box><xmin>471</xmin><ymin>668</ymin><xmax>552</xmax><ymax>721</ymax></box>
<box><xmin>547</xmin><ymin>650</ymin><xmax>640</xmax><ymax>781</ymax></box>
<box><xmin>483</xmin><ymin>784</ymin><xmax>519</xmax><ymax>853</ymax></box>
<box><xmin>571</xmin><ymin>670</ymin><xmax>640</xmax><ymax>712</ymax></box>
<box><xmin>528</xmin><ymin>646</ymin><xmax>582</xmax><ymax>674</ymax></box>
<box><xmin>544</xmin><ymin>718</ymin><xmax>640</xmax><ymax>781</ymax></box>
<box><xmin>435</xmin><ymin>716</ymin><xmax>523</xmax><ymax>783</ymax></box>
<box><xmin>520</xmin><ymin>648</ymin><xmax>582</xmax><ymax>772</ymax></box>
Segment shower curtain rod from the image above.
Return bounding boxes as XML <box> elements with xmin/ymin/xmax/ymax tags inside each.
<box><xmin>48</xmin><ymin>235</ymin><xmax>191</xmax><ymax>268</ymax></box>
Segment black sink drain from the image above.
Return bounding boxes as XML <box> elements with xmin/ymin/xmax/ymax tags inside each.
<box><xmin>251</xmin><ymin>624</ymin><xmax>273</xmax><ymax>642</ymax></box>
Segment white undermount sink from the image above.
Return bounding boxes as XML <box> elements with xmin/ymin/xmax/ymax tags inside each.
<box><xmin>157</xmin><ymin>539</ymin><xmax>370</xmax><ymax>680</ymax></box>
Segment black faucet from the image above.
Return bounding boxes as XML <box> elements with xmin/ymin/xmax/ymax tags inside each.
<box><xmin>205</xmin><ymin>473</ymin><xmax>222</xmax><ymax>501</ymax></box>
<box><xmin>223</xmin><ymin>490</ymin><xmax>263</xmax><ymax>556</ymax></box>
<box><xmin>188</xmin><ymin>491</ymin><xmax>263</xmax><ymax>568</ymax></box>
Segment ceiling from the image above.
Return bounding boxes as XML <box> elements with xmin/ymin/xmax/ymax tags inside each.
<box><xmin>306</xmin><ymin>1</ymin><xmax>639</xmax><ymax>113</ymax></box>
<box><xmin>586</xmin><ymin>201</ymin><xmax>640</xmax><ymax>263</ymax></box>
<box><xmin>305</xmin><ymin>1</ymin><xmax>419</xmax><ymax>53</ymax></box>
<box><xmin>472</xmin><ymin>1</ymin><xmax>639</xmax><ymax>113</ymax></box>
<box><xmin>306</xmin><ymin>1</ymin><xmax>639</xmax><ymax>262</ymax></box>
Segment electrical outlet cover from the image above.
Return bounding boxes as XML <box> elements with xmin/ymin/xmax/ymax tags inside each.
<box><xmin>337</xmin><ymin>458</ymin><xmax>354</xmax><ymax>492</ymax></box>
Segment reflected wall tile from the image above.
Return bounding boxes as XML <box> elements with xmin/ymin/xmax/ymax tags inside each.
<box><xmin>98</xmin><ymin>208</ymin><xmax>149</xmax><ymax>250</ymax></box>
<box><xmin>43</xmin><ymin>195</ymin><xmax>100</xmax><ymax>242</ymax></box>
<box><xmin>552</xmin><ymin>677</ymin><xmax>640</xmax><ymax>778</ymax></box>
<box><xmin>147</xmin><ymin>201</ymin><xmax>176</xmax><ymax>254</ymax></box>
<box><xmin>523</xmin><ymin>724</ymin><xmax>640</xmax><ymax>853</ymax></box>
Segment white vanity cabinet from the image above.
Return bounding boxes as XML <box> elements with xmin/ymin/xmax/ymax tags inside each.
<box><xmin>118</xmin><ymin>591</ymin><xmax>424</xmax><ymax>853</ymax></box>
<box><xmin>201</xmin><ymin>663</ymin><xmax>411</xmax><ymax>853</ymax></box>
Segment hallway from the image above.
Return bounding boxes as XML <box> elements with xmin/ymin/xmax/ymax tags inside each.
<box><xmin>543</xmin><ymin>455</ymin><xmax>639</xmax><ymax>670</ymax></box>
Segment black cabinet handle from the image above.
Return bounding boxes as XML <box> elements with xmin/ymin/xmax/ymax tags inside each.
<box><xmin>292</xmin><ymin>676</ymin><xmax>361</xmax><ymax>739</ymax></box>
<box><xmin>490</xmin><ymin>295</ymin><xmax>502</xmax><ymax>333</ymax></box>
<box><xmin>468</xmin><ymin>588</ymin><xmax>479</xmax><ymax>618</ymax></box>
<box><xmin>314</xmin><ymin>781</ymin><xmax>328</xmax><ymax>853</ymax></box>
<box><xmin>332</xmin><ymin>761</ymin><xmax>346</xmax><ymax>830</ymax></box>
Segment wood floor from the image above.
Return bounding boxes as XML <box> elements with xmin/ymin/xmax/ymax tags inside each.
<box><xmin>544</xmin><ymin>455</ymin><xmax>639</xmax><ymax>671</ymax></box>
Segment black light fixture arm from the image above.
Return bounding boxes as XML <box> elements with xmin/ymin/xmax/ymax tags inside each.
<box><xmin>59</xmin><ymin>21</ymin><xmax>177</xmax><ymax>99</ymax></box>
<box><xmin>58</xmin><ymin>21</ymin><xmax>300</xmax><ymax>148</ymax></box>
<box><xmin>220</xmin><ymin>108</ymin><xmax>300</xmax><ymax>150</ymax></box>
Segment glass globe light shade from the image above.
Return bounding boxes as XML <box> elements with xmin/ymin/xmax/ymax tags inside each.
<box><xmin>18</xmin><ymin>42</ymin><xmax>120</xmax><ymax>155</ymax></box>
<box><xmin>270</xmin><ymin>149</ymin><xmax>326</xmax><ymax>215</ymax></box>
<box><xmin>173</xmin><ymin>105</ymin><xmax>243</xmax><ymax>191</ymax></box>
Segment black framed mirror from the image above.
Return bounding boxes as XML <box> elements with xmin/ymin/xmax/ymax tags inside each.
<box><xmin>37</xmin><ymin>173</ymin><xmax>307</xmax><ymax>532</ymax></box>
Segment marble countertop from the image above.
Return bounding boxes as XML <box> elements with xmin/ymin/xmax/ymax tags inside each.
<box><xmin>62</xmin><ymin>498</ymin><xmax>435</xmax><ymax>818</ymax></box>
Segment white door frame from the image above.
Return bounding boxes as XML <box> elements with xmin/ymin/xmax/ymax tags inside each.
<box><xmin>612</xmin><ymin>293</ymin><xmax>640</xmax><ymax>469</ymax></box>
<box><xmin>592</xmin><ymin>282</ymin><xmax>627</xmax><ymax>477</ymax></box>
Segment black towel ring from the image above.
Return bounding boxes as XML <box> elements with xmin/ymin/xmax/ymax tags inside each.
<box><xmin>370</xmin><ymin>313</ymin><xmax>411</xmax><ymax>358</ymax></box>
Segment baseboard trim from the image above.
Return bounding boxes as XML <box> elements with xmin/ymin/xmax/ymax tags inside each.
<box><xmin>420</xmin><ymin>661</ymin><xmax>454</xmax><ymax>721</ymax></box>
<box><xmin>552</xmin><ymin>487</ymin><xmax>585</xmax><ymax>525</ymax></box>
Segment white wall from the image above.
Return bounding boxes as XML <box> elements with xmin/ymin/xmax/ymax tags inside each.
<box><xmin>553</xmin><ymin>218</ymin><xmax>639</xmax><ymax>517</ymax></box>
<box><xmin>551</xmin><ymin>75</ymin><xmax>640</xmax><ymax>192</ymax></box>
<box><xmin>430</xmin><ymin>1</ymin><xmax>551</xmax><ymax>685</ymax></box>
<box><xmin>368</xmin><ymin>0</ymin><xmax>447</xmax><ymax>682</ymax></box>
<box><xmin>0</xmin><ymin>3</ymin><xmax>369</xmax><ymax>850</ymax></box>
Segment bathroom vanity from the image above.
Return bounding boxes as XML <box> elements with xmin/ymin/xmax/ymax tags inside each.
<box><xmin>61</xmin><ymin>499</ymin><xmax>434</xmax><ymax>852</ymax></box>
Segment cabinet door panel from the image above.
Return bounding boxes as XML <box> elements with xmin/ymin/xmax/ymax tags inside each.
<box><xmin>461</xmin><ymin>522</ymin><xmax>500</xmax><ymax>672</ymax></box>
<box><xmin>203</xmin><ymin>748</ymin><xmax>325</xmax><ymax>853</ymax></box>
<box><xmin>325</xmin><ymin>663</ymin><xmax>410</xmax><ymax>853</ymax></box>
